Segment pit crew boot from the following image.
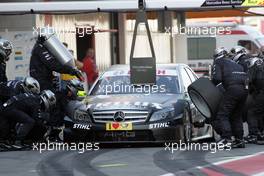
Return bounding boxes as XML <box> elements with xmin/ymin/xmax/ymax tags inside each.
<box><xmin>257</xmin><ymin>134</ymin><xmax>264</xmax><ymax>145</ymax></box>
<box><xmin>232</xmin><ymin>139</ymin><xmax>245</xmax><ymax>148</ymax></box>
<box><xmin>244</xmin><ymin>135</ymin><xmax>257</xmax><ymax>144</ymax></box>
<box><xmin>0</xmin><ymin>140</ymin><xmax>16</xmax><ymax>151</ymax></box>
<box><xmin>216</xmin><ymin>138</ymin><xmax>232</xmax><ymax>149</ymax></box>
<box><xmin>11</xmin><ymin>140</ymin><xmax>26</xmax><ymax>150</ymax></box>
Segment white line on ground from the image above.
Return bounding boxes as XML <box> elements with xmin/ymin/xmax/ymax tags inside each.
<box><xmin>159</xmin><ymin>173</ymin><xmax>175</xmax><ymax>176</ymax></box>
<box><xmin>160</xmin><ymin>151</ymin><xmax>264</xmax><ymax>176</ymax></box>
<box><xmin>197</xmin><ymin>150</ymin><xmax>264</xmax><ymax>169</ymax></box>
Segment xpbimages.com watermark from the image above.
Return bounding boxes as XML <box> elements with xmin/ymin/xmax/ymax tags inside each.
<box><xmin>164</xmin><ymin>140</ymin><xmax>231</xmax><ymax>154</ymax></box>
<box><xmin>165</xmin><ymin>24</ymin><xmax>232</xmax><ymax>37</ymax></box>
<box><xmin>32</xmin><ymin>25</ymin><xmax>99</xmax><ymax>37</ymax></box>
<box><xmin>32</xmin><ymin>141</ymin><xmax>100</xmax><ymax>154</ymax></box>
<box><xmin>98</xmin><ymin>82</ymin><xmax>167</xmax><ymax>95</ymax></box>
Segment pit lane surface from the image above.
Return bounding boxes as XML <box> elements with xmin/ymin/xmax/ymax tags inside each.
<box><xmin>0</xmin><ymin>144</ymin><xmax>264</xmax><ymax>176</ymax></box>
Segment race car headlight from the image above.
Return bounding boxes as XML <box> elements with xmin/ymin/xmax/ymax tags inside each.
<box><xmin>74</xmin><ymin>109</ymin><xmax>91</xmax><ymax>122</ymax></box>
<box><xmin>150</xmin><ymin>107</ymin><xmax>175</xmax><ymax>122</ymax></box>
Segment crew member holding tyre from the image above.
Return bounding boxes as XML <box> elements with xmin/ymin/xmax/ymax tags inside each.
<box><xmin>246</xmin><ymin>57</ymin><xmax>264</xmax><ymax>144</ymax></box>
<box><xmin>212</xmin><ymin>47</ymin><xmax>248</xmax><ymax>148</ymax></box>
<box><xmin>30</xmin><ymin>27</ymin><xmax>83</xmax><ymax>129</ymax></box>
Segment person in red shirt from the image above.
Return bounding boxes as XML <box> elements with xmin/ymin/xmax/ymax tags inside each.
<box><xmin>76</xmin><ymin>48</ymin><xmax>98</xmax><ymax>88</ymax></box>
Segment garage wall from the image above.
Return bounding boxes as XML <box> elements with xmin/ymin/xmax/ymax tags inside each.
<box><xmin>0</xmin><ymin>14</ymin><xmax>36</xmax><ymax>80</ymax></box>
<box><xmin>125</xmin><ymin>33</ymin><xmax>171</xmax><ymax>64</ymax></box>
<box><xmin>36</xmin><ymin>13</ymin><xmax>111</xmax><ymax>72</ymax></box>
<box><xmin>0</xmin><ymin>14</ymin><xmax>35</xmax><ymax>32</ymax></box>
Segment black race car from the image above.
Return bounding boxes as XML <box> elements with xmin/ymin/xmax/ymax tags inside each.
<box><xmin>63</xmin><ymin>64</ymin><xmax>213</xmax><ymax>143</ymax></box>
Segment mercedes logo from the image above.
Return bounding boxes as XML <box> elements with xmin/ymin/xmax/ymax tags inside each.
<box><xmin>113</xmin><ymin>111</ymin><xmax>125</xmax><ymax>122</ymax></box>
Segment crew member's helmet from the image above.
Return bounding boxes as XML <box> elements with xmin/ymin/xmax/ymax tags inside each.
<box><xmin>66</xmin><ymin>79</ymin><xmax>84</xmax><ymax>99</ymax></box>
<box><xmin>0</xmin><ymin>39</ymin><xmax>13</xmax><ymax>62</ymax></box>
<box><xmin>230</xmin><ymin>46</ymin><xmax>247</xmax><ymax>62</ymax></box>
<box><xmin>22</xmin><ymin>77</ymin><xmax>41</xmax><ymax>94</ymax></box>
<box><xmin>248</xmin><ymin>57</ymin><xmax>263</xmax><ymax>68</ymax></box>
<box><xmin>40</xmin><ymin>90</ymin><xmax>56</xmax><ymax>112</ymax></box>
<box><xmin>36</xmin><ymin>26</ymin><xmax>55</xmax><ymax>43</ymax></box>
<box><xmin>213</xmin><ymin>47</ymin><xmax>228</xmax><ymax>60</ymax></box>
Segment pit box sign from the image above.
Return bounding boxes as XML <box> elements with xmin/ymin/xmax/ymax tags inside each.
<box><xmin>201</xmin><ymin>0</ymin><xmax>264</xmax><ymax>6</ymax></box>
<box><xmin>130</xmin><ymin>57</ymin><xmax>156</xmax><ymax>85</ymax></box>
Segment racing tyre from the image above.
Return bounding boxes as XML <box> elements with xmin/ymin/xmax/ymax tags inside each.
<box><xmin>188</xmin><ymin>77</ymin><xmax>223</xmax><ymax>119</ymax></box>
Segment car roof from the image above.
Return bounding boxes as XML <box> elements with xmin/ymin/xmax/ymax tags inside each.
<box><xmin>107</xmin><ymin>64</ymin><xmax>189</xmax><ymax>72</ymax></box>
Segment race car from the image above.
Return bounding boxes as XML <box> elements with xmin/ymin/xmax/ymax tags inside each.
<box><xmin>63</xmin><ymin>64</ymin><xmax>214</xmax><ymax>143</ymax></box>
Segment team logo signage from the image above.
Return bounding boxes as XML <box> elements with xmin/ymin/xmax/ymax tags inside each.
<box><xmin>201</xmin><ymin>0</ymin><xmax>264</xmax><ymax>7</ymax></box>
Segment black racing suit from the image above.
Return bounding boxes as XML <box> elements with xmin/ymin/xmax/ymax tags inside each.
<box><xmin>30</xmin><ymin>42</ymin><xmax>78</xmax><ymax>91</ymax></box>
<box><xmin>247</xmin><ymin>61</ymin><xmax>264</xmax><ymax>135</ymax></box>
<box><xmin>237</xmin><ymin>55</ymin><xmax>251</xmax><ymax>123</ymax></box>
<box><xmin>212</xmin><ymin>57</ymin><xmax>248</xmax><ymax>140</ymax></box>
<box><xmin>30</xmin><ymin>42</ymin><xmax>78</xmax><ymax>126</ymax></box>
<box><xmin>237</xmin><ymin>55</ymin><xmax>250</xmax><ymax>73</ymax></box>
<box><xmin>0</xmin><ymin>61</ymin><xmax>7</xmax><ymax>83</ymax></box>
<box><xmin>0</xmin><ymin>81</ymin><xmax>39</xmax><ymax>141</ymax></box>
<box><xmin>0</xmin><ymin>60</ymin><xmax>8</xmax><ymax>140</ymax></box>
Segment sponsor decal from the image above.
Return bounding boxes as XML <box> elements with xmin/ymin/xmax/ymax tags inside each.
<box><xmin>104</xmin><ymin>131</ymin><xmax>136</xmax><ymax>138</ymax></box>
<box><xmin>201</xmin><ymin>0</ymin><xmax>264</xmax><ymax>7</ymax></box>
<box><xmin>149</xmin><ymin>122</ymin><xmax>169</xmax><ymax>129</ymax></box>
<box><xmin>201</xmin><ymin>0</ymin><xmax>243</xmax><ymax>7</ymax></box>
<box><xmin>73</xmin><ymin>123</ymin><xmax>92</xmax><ymax>130</ymax></box>
<box><xmin>90</xmin><ymin>102</ymin><xmax>162</xmax><ymax>109</ymax></box>
<box><xmin>242</xmin><ymin>0</ymin><xmax>264</xmax><ymax>6</ymax></box>
<box><xmin>106</xmin><ymin>122</ymin><xmax>133</xmax><ymax>131</ymax></box>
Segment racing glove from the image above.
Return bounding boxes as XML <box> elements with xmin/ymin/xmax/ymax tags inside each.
<box><xmin>72</xmin><ymin>69</ymin><xmax>84</xmax><ymax>81</ymax></box>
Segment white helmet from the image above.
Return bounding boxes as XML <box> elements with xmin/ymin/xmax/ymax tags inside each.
<box><xmin>22</xmin><ymin>77</ymin><xmax>40</xmax><ymax>94</ymax></box>
<box><xmin>230</xmin><ymin>46</ymin><xmax>247</xmax><ymax>62</ymax></box>
<box><xmin>0</xmin><ymin>39</ymin><xmax>13</xmax><ymax>62</ymax></box>
<box><xmin>213</xmin><ymin>47</ymin><xmax>228</xmax><ymax>60</ymax></box>
<box><xmin>248</xmin><ymin>57</ymin><xmax>263</xmax><ymax>68</ymax></box>
<box><xmin>40</xmin><ymin>90</ymin><xmax>56</xmax><ymax>112</ymax></box>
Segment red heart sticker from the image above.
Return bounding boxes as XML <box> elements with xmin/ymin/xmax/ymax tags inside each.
<box><xmin>112</xmin><ymin>123</ymin><xmax>120</xmax><ymax>129</ymax></box>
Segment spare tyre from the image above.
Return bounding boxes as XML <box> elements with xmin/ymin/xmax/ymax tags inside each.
<box><xmin>188</xmin><ymin>77</ymin><xmax>223</xmax><ymax>119</ymax></box>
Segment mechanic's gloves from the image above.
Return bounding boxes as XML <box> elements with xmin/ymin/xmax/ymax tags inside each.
<box><xmin>2</xmin><ymin>93</ymin><xmax>35</xmax><ymax>110</ymax></box>
<box><xmin>2</xmin><ymin>96</ymin><xmax>17</xmax><ymax>108</ymax></box>
<box><xmin>37</xmin><ymin>111</ymin><xmax>50</xmax><ymax>124</ymax></box>
<box><xmin>72</xmin><ymin>69</ymin><xmax>84</xmax><ymax>81</ymax></box>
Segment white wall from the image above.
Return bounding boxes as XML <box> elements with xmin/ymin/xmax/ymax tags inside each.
<box><xmin>125</xmin><ymin>32</ymin><xmax>171</xmax><ymax>64</ymax></box>
<box><xmin>173</xmin><ymin>34</ymin><xmax>188</xmax><ymax>64</ymax></box>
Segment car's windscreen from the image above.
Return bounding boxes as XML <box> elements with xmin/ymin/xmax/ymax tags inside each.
<box><xmin>91</xmin><ymin>74</ymin><xmax>180</xmax><ymax>95</ymax></box>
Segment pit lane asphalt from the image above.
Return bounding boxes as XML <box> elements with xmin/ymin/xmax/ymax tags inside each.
<box><xmin>0</xmin><ymin>143</ymin><xmax>264</xmax><ymax>176</ymax></box>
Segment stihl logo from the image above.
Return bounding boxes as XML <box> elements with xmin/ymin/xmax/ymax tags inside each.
<box><xmin>149</xmin><ymin>122</ymin><xmax>169</xmax><ymax>129</ymax></box>
<box><xmin>73</xmin><ymin>124</ymin><xmax>91</xmax><ymax>130</ymax></box>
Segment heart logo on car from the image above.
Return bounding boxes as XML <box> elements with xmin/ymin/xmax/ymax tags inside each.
<box><xmin>112</xmin><ymin>123</ymin><xmax>120</xmax><ymax>129</ymax></box>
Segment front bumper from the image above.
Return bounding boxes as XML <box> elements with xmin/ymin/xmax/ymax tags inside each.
<box><xmin>64</xmin><ymin>118</ymin><xmax>184</xmax><ymax>143</ymax></box>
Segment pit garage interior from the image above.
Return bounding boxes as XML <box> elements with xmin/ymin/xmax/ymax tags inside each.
<box><xmin>1</xmin><ymin>1</ymin><xmax>264</xmax><ymax>176</ymax></box>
